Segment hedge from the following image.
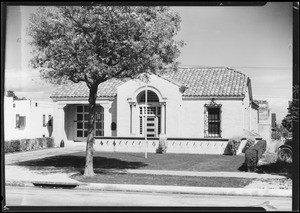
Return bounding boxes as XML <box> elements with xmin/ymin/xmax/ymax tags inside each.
<box><xmin>224</xmin><ymin>137</ymin><xmax>241</xmax><ymax>155</ymax></box>
<box><xmin>245</xmin><ymin>140</ymin><xmax>267</xmax><ymax>172</ymax></box>
<box><xmin>242</xmin><ymin>138</ymin><xmax>255</xmax><ymax>153</ymax></box>
<box><xmin>4</xmin><ymin>137</ymin><xmax>55</xmax><ymax>153</ymax></box>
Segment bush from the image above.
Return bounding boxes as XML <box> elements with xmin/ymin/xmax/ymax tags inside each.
<box><xmin>37</xmin><ymin>138</ymin><xmax>44</xmax><ymax>149</ymax></box>
<box><xmin>4</xmin><ymin>137</ymin><xmax>55</xmax><ymax>153</ymax></box>
<box><xmin>245</xmin><ymin>149</ymin><xmax>258</xmax><ymax>172</ymax></box>
<box><xmin>244</xmin><ymin>140</ymin><xmax>267</xmax><ymax>172</ymax></box>
<box><xmin>10</xmin><ymin>140</ymin><xmax>21</xmax><ymax>152</ymax></box>
<box><xmin>271</xmin><ymin>131</ymin><xmax>282</xmax><ymax>140</ymax></box>
<box><xmin>242</xmin><ymin>138</ymin><xmax>255</xmax><ymax>153</ymax></box>
<box><xmin>4</xmin><ymin>141</ymin><xmax>13</xmax><ymax>153</ymax></box>
<box><xmin>156</xmin><ymin>135</ymin><xmax>168</xmax><ymax>154</ymax></box>
<box><xmin>46</xmin><ymin>137</ymin><xmax>55</xmax><ymax>148</ymax></box>
<box><xmin>225</xmin><ymin>137</ymin><xmax>241</xmax><ymax>155</ymax></box>
<box><xmin>253</xmin><ymin>140</ymin><xmax>267</xmax><ymax>159</ymax></box>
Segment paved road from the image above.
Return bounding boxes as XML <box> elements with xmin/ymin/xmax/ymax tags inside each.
<box><xmin>5</xmin><ymin>186</ymin><xmax>292</xmax><ymax>211</ymax></box>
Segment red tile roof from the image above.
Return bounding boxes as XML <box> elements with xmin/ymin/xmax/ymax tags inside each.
<box><xmin>163</xmin><ymin>67</ymin><xmax>248</xmax><ymax>97</ymax></box>
<box><xmin>50</xmin><ymin>67</ymin><xmax>248</xmax><ymax>99</ymax></box>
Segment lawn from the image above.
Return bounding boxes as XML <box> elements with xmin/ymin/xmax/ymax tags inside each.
<box><xmin>13</xmin><ymin>151</ymin><xmax>291</xmax><ymax>188</ymax></box>
<box><xmin>15</xmin><ymin>151</ymin><xmax>246</xmax><ymax>172</ymax></box>
<box><xmin>71</xmin><ymin>172</ymin><xmax>253</xmax><ymax>188</ymax></box>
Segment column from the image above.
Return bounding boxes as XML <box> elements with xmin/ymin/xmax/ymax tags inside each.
<box><xmin>160</xmin><ymin>102</ymin><xmax>166</xmax><ymax>135</ymax></box>
<box><xmin>53</xmin><ymin>103</ymin><xmax>67</xmax><ymax>147</ymax></box>
<box><xmin>102</xmin><ymin>103</ymin><xmax>112</xmax><ymax>137</ymax></box>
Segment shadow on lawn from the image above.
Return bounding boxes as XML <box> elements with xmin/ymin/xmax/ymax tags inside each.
<box><xmin>15</xmin><ymin>155</ymin><xmax>148</xmax><ymax>173</ymax></box>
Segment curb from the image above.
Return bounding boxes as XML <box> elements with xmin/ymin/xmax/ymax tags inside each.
<box><xmin>77</xmin><ymin>183</ymin><xmax>292</xmax><ymax>197</ymax></box>
<box><xmin>6</xmin><ymin>180</ymin><xmax>292</xmax><ymax>197</ymax></box>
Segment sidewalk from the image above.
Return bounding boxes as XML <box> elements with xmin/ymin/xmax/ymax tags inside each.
<box><xmin>4</xmin><ymin>147</ymin><xmax>292</xmax><ymax>198</ymax></box>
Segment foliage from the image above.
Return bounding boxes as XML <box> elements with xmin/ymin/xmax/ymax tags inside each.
<box><xmin>4</xmin><ymin>137</ymin><xmax>55</xmax><ymax>153</ymax></box>
<box><xmin>252</xmin><ymin>140</ymin><xmax>267</xmax><ymax>159</ymax></box>
<box><xmin>244</xmin><ymin>140</ymin><xmax>267</xmax><ymax>172</ymax></box>
<box><xmin>271</xmin><ymin>124</ymin><xmax>289</xmax><ymax>140</ymax></box>
<box><xmin>225</xmin><ymin>137</ymin><xmax>241</xmax><ymax>155</ymax></box>
<box><xmin>245</xmin><ymin>149</ymin><xmax>258</xmax><ymax>172</ymax></box>
<box><xmin>242</xmin><ymin>138</ymin><xmax>255</xmax><ymax>153</ymax></box>
<box><xmin>28</xmin><ymin>6</ymin><xmax>184</xmax><ymax>85</ymax></box>
<box><xmin>28</xmin><ymin>6</ymin><xmax>184</xmax><ymax>176</ymax></box>
<box><xmin>156</xmin><ymin>135</ymin><xmax>168</xmax><ymax>154</ymax></box>
<box><xmin>6</xmin><ymin>90</ymin><xmax>26</xmax><ymax>100</ymax></box>
<box><xmin>282</xmin><ymin>85</ymin><xmax>299</xmax><ymax>132</ymax></box>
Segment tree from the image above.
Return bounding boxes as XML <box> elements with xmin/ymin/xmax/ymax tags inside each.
<box><xmin>28</xmin><ymin>6</ymin><xmax>184</xmax><ymax>176</ymax></box>
<box><xmin>6</xmin><ymin>90</ymin><xmax>26</xmax><ymax>100</ymax></box>
<box><xmin>282</xmin><ymin>85</ymin><xmax>299</xmax><ymax>132</ymax></box>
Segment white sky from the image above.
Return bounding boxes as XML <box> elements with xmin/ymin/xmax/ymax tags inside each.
<box><xmin>4</xmin><ymin>3</ymin><xmax>293</xmax><ymax>122</ymax></box>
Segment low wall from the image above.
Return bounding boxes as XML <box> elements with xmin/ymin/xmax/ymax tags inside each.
<box><xmin>94</xmin><ymin>137</ymin><xmax>229</xmax><ymax>154</ymax></box>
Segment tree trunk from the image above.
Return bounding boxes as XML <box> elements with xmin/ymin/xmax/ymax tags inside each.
<box><xmin>83</xmin><ymin>84</ymin><xmax>99</xmax><ymax>177</ymax></box>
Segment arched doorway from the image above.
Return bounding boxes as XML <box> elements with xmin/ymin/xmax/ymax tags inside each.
<box><xmin>137</xmin><ymin>90</ymin><xmax>161</xmax><ymax>137</ymax></box>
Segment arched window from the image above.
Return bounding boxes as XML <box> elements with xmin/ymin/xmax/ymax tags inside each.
<box><xmin>138</xmin><ymin>90</ymin><xmax>159</xmax><ymax>103</ymax></box>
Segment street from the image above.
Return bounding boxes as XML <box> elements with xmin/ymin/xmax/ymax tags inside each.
<box><xmin>4</xmin><ymin>186</ymin><xmax>292</xmax><ymax>211</ymax></box>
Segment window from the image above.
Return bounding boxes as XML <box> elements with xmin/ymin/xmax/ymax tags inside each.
<box><xmin>139</xmin><ymin>90</ymin><xmax>159</xmax><ymax>103</ymax></box>
<box><xmin>76</xmin><ymin>105</ymin><xmax>104</xmax><ymax>138</ymax></box>
<box><xmin>204</xmin><ymin>100</ymin><xmax>222</xmax><ymax>138</ymax></box>
<box><xmin>16</xmin><ymin>114</ymin><xmax>26</xmax><ymax>128</ymax></box>
<box><xmin>48</xmin><ymin>115</ymin><xmax>52</xmax><ymax>126</ymax></box>
<box><xmin>43</xmin><ymin>114</ymin><xmax>46</xmax><ymax>127</ymax></box>
<box><xmin>207</xmin><ymin>108</ymin><xmax>221</xmax><ymax>137</ymax></box>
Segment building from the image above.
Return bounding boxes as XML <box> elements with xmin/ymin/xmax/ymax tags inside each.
<box><xmin>50</xmin><ymin>67</ymin><xmax>259</xmax><ymax>154</ymax></box>
<box><xmin>4</xmin><ymin>96</ymin><xmax>54</xmax><ymax>140</ymax></box>
<box><xmin>254</xmin><ymin>100</ymin><xmax>272</xmax><ymax>145</ymax></box>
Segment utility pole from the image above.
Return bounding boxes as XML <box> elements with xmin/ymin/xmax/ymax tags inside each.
<box><xmin>145</xmin><ymin>80</ymin><xmax>148</xmax><ymax>159</ymax></box>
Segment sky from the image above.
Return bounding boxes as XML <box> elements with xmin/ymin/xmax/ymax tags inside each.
<box><xmin>4</xmin><ymin>3</ymin><xmax>293</xmax><ymax>122</ymax></box>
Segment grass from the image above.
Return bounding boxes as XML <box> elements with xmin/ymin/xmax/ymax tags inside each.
<box><xmin>15</xmin><ymin>151</ymin><xmax>246</xmax><ymax>172</ymax></box>
<box><xmin>12</xmin><ymin>151</ymin><xmax>292</xmax><ymax>188</ymax></box>
<box><xmin>71</xmin><ymin>172</ymin><xmax>254</xmax><ymax>188</ymax></box>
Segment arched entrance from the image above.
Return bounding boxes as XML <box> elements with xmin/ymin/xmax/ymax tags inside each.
<box><xmin>137</xmin><ymin>90</ymin><xmax>161</xmax><ymax>137</ymax></box>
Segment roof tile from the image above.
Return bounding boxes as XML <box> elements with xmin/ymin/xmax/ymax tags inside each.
<box><xmin>50</xmin><ymin>67</ymin><xmax>248</xmax><ymax>99</ymax></box>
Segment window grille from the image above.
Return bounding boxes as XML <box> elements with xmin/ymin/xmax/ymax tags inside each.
<box><xmin>204</xmin><ymin>100</ymin><xmax>222</xmax><ymax>138</ymax></box>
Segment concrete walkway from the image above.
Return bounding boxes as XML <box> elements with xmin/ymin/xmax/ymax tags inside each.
<box><xmin>4</xmin><ymin>146</ymin><xmax>292</xmax><ymax>197</ymax></box>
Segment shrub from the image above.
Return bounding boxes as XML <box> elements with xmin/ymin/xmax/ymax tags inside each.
<box><xmin>253</xmin><ymin>140</ymin><xmax>267</xmax><ymax>159</ymax></box>
<box><xmin>4</xmin><ymin>141</ymin><xmax>13</xmax><ymax>153</ymax></box>
<box><xmin>5</xmin><ymin>137</ymin><xmax>56</xmax><ymax>153</ymax></box>
<box><xmin>156</xmin><ymin>135</ymin><xmax>168</xmax><ymax>154</ymax></box>
<box><xmin>37</xmin><ymin>138</ymin><xmax>45</xmax><ymax>149</ymax></box>
<box><xmin>245</xmin><ymin>149</ymin><xmax>258</xmax><ymax>172</ymax></box>
<box><xmin>271</xmin><ymin>131</ymin><xmax>282</xmax><ymax>140</ymax></box>
<box><xmin>244</xmin><ymin>140</ymin><xmax>267</xmax><ymax>172</ymax></box>
<box><xmin>242</xmin><ymin>138</ymin><xmax>255</xmax><ymax>153</ymax></box>
<box><xmin>46</xmin><ymin>137</ymin><xmax>55</xmax><ymax>148</ymax></box>
<box><xmin>11</xmin><ymin>140</ymin><xmax>22</xmax><ymax>152</ymax></box>
<box><xmin>225</xmin><ymin>137</ymin><xmax>241</xmax><ymax>155</ymax></box>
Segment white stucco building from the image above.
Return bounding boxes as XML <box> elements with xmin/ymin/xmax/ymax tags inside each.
<box><xmin>4</xmin><ymin>96</ymin><xmax>54</xmax><ymax>140</ymax></box>
<box><xmin>50</xmin><ymin>67</ymin><xmax>259</xmax><ymax>154</ymax></box>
